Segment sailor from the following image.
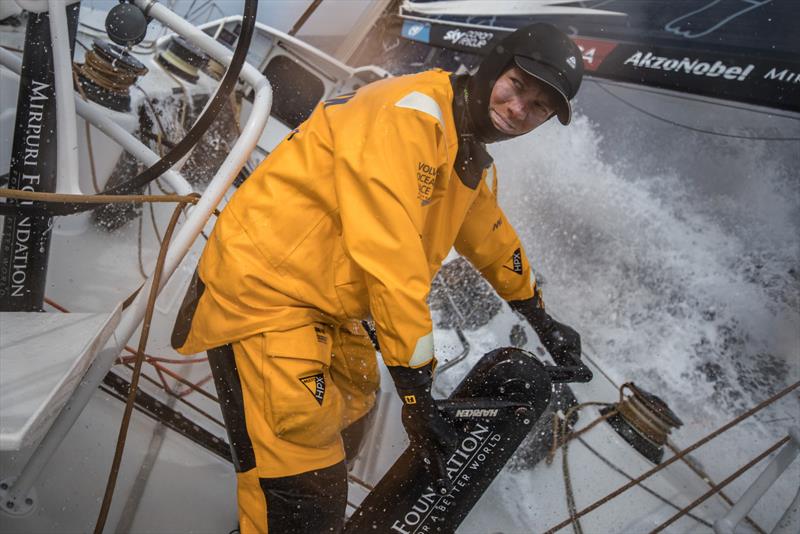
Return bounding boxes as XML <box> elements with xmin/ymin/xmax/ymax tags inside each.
<box><xmin>172</xmin><ymin>22</ymin><xmax>584</xmax><ymax>533</ymax></box>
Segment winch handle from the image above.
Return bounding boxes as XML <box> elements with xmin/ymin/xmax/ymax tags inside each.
<box><xmin>542</xmin><ymin>360</ymin><xmax>593</xmax><ymax>383</ymax></box>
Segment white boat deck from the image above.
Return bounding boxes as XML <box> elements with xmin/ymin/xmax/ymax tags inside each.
<box><xmin>0</xmin><ymin>308</ymin><xmax>120</xmax><ymax>451</ymax></box>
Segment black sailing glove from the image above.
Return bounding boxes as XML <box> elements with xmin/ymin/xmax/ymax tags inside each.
<box><xmin>509</xmin><ymin>293</ymin><xmax>582</xmax><ymax>367</ymax></box>
<box><xmin>388</xmin><ymin>362</ymin><xmax>458</xmax><ymax>494</ymax></box>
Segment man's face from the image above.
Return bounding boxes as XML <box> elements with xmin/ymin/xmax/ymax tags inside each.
<box><xmin>488</xmin><ymin>66</ymin><xmax>560</xmax><ymax>136</ymax></box>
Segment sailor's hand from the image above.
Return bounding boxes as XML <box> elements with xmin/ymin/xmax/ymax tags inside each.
<box><xmin>535</xmin><ymin>315</ymin><xmax>582</xmax><ymax>366</ymax></box>
<box><xmin>509</xmin><ymin>296</ymin><xmax>582</xmax><ymax>366</ymax></box>
<box><xmin>388</xmin><ymin>362</ymin><xmax>458</xmax><ymax>494</ymax></box>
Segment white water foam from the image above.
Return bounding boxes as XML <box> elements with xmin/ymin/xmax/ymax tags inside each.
<box><xmin>481</xmin><ymin>95</ymin><xmax>800</xmax><ymax>529</ymax></box>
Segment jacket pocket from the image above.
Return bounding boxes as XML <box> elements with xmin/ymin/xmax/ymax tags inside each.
<box><xmin>262</xmin><ymin>326</ymin><xmax>344</xmax><ymax>448</ymax></box>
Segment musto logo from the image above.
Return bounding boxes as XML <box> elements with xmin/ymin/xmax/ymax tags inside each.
<box><xmin>443</xmin><ymin>29</ymin><xmax>493</xmax><ymax>49</ymax></box>
<box><xmin>391</xmin><ymin>423</ymin><xmax>503</xmax><ymax>533</ymax></box>
<box><xmin>624</xmin><ymin>51</ymin><xmax>754</xmax><ymax>81</ymax></box>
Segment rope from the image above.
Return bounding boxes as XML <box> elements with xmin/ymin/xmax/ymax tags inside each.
<box><xmin>1</xmin><ymin>0</ymin><xmax>259</xmax><ymax>216</ymax></box>
<box><xmin>147</xmin><ymin>185</ymin><xmax>164</xmax><ymax>246</ymax></box>
<box><xmin>606</xmin><ymin>379</ymin><xmax>763</xmax><ymax>532</ymax></box>
<box><xmin>576</xmin><ymin>436</ymin><xmax>713</xmax><ymax>528</ymax></box>
<box><xmin>560</xmin><ymin>410</ymin><xmax>583</xmax><ymax>534</ymax></box>
<box><xmin>0</xmin><ymin>187</ymin><xmax>199</xmax><ymax>205</ymax></box>
<box><xmin>650</xmin><ymin>436</ymin><xmax>791</xmax><ymax>533</ymax></box>
<box><xmin>72</xmin><ymin>65</ymin><xmax>102</xmax><ymax>193</ymax></box>
<box><xmin>160</xmin><ymin>62</ymin><xmax>190</xmax><ymax>103</ymax></box>
<box><xmin>126</xmin><ymin>3</ymin><xmax>248</xmax><ymax>190</ymax></box>
<box><xmin>229</xmin><ymin>91</ymin><xmax>243</xmax><ymax>136</ymax></box>
<box><xmin>155</xmin><ymin>178</ymin><xmax>177</xmax><ymax>196</ymax></box>
<box><xmin>128</xmin><ymin>358</ymin><xmax>216</xmax><ymax>402</ymax></box>
<box><xmin>158</xmin><ymin>48</ymin><xmax>199</xmax><ymax>80</ymax></box>
<box><xmin>205</xmin><ymin>58</ymin><xmax>225</xmax><ymax>80</ymax></box>
<box><xmin>664</xmin><ymin>441</ymin><xmax>766</xmax><ymax>534</ymax></box>
<box><xmin>546</xmin><ymin>391</ymin><xmax>717</xmax><ymax>530</ymax></box>
<box><xmin>85</xmin><ymin>121</ymin><xmax>101</xmax><ymax>193</ymax></box>
<box><xmin>2</xmin><ymin>189</ymin><xmax>201</xmax><ymax>284</ymax></box>
<box><xmin>615</xmin><ymin>382</ymin><xmax>679</xmax><ymax>447</ymax></box>
<box><xmin>547</xmin><ymin>402</ymin><xmax>616</xmax><ymax>465</ymax></box>
<box><xmin>137</xmin><ymin>208</ymin><xmax>148</xmax><ymax>279</ymax></box>
<box><xmin>116</xmin><ymin>353</ymin><xmax>207</xmax><ymax>366</ymax></box>
<box><xmin>544</xmin><ymin>380</ymin><xmax>800</xmax><ymax>533</ymax></box>
<box><xmin>128</xmin><ymin>364</ymin><xmax>225</xmax><ymax>429</ymax></box>
<box><xmin>550</xmin><ymin>402</ymin><xmax>617</xmax><ymax>534</ymax></box>
<box><xmin>94</xmin><ymin>201</ymin><xmax>188</xmax><ymax>534</ymax></box>
<box><xmin>133</xmin><ymin>84</ymin><xmax>171</xmax><ymax>148</ymax></box>
<box><xmin>75</xmin><ymin>46</ymin><xmax>146</xmax><ymax>94</ymax></box>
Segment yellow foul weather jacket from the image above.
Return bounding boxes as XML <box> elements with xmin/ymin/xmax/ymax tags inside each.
<box><xmin>177</xmin><ymin>69</ymin><xmax>535</xmax><ymax>368</ymax></box>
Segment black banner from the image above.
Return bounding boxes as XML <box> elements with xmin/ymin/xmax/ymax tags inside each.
<box><xmin>575</xmin><ymin>37</ymin><xmax>800</xmax><ymax>113</ymax></box>
<box><xmin>0</xmin><ymin>4</ymin><xmax>80</xmax><ymax>311</ymax></box>
<box><xmin>345</xmin><ymin>348</ymin><xmax>552</xmax><ymax>533</ymax></box>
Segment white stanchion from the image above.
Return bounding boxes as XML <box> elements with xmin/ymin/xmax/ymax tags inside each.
<box><xmin>49</xmin><ymin>0</ymin><xmax>82</xmax><ymax>196</ymax></box>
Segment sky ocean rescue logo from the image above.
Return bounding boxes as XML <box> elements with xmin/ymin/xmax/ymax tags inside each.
<box><xmin>442</xmin><ymin>29</ymin><xmax>493</xmax><ymax>49</ymax></box>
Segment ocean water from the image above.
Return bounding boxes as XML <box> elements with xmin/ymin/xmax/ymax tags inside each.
<box><xmin>476</xmin><ymin>84</ymin><xmax>800</xmax><ymax>529</ymax></box>
<box><xmin>493</xmin><ymin>84</ymin><xmax>799</xmax><ymax>418</ymax></box>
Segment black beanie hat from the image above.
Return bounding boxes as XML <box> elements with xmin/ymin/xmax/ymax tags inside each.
<box><xmin>467</xmin><ymin>23</ymin><xmax>584</xmax><ymax>143</ymax></box>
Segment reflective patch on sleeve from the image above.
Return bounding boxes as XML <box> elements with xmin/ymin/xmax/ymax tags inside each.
<box><xmin>484</xmin><ymin>164</ymin><xmax>497</xmax><ymax>196</ymax></box>
<box><xmin>408</xmin><ymin>331</ymin><xmax>434</xmax><ymax>367</ymax></box>
<box><xmin>395</xmin><ymin>92</ymin><xmax>443</xmax><ymax>127</ymax></box>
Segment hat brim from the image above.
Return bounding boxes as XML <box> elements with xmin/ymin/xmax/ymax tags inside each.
<box><xmin>514</xmin><ymin>56</ymin><xmax>572</xmax><ymax>125</ymax></box>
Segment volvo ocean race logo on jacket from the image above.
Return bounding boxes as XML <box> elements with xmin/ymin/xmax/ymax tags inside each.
<box><xmin>624</xmin><ymin>51</ymin><xmax>754</xmax><ymax>80</ymax></box>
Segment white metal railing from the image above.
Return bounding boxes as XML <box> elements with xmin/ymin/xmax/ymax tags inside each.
<box><xmin>49</xmin><ymin>0</ymin><xmax>81</xmax><ymax>195</ymax></box>
<box><xmin>0</xmin><ymin>0</ymin><xmax>272</xmax><ymax>514</ymax></box>
<box><xmin>0</xmin><ymin>48</ymin><xmax>193</xmax><ymax>196</ymax></box>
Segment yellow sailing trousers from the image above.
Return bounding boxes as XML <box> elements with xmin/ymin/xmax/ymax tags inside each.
<box><xmin>218</xmin><ymin>321</ymin><xmax>378</xmax><ymax>533</ymax></box>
